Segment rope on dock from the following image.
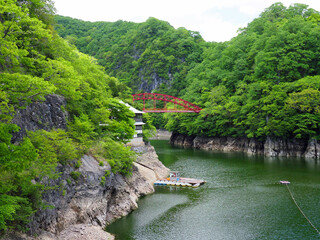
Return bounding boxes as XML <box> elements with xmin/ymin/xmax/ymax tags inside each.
<box><xmin>285</xmin><ymin>184</ymin><xmax>320</xmax><ymax>235</ymax></box>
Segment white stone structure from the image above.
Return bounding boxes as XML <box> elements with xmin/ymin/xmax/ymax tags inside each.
<box><xmin>122</xmin><ymin>102</ymin><xmax>145</xmax><ymax>146</ymax></box>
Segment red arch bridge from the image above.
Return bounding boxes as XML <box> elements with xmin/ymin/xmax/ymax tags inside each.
<box><xmin>132</xmin><ymin>93</ymin><xmax>202</xmax><ymax>113</ymax></box>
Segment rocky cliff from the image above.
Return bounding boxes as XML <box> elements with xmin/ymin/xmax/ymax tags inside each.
<box><xmin>4</xmin><ymin>94</ymin><xmax>169</xmax><ymax>239</ymax></box>
<box><xmin>11</xmin><ymin>94</ymin><xmax>68</xmax><ymax>143</ymax></box>
<box><xmin>4</xmin><ymin>144</ymin><xmax>169</xmax><ymax>240</ymax></box>
<box><xmin>170</xmin><ymin>132</ymin><xmax>320</xmax><ymax>159</ymax></box>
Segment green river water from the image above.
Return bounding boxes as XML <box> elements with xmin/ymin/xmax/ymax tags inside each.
<box><xmin>106</xmin><ymin>140</ymin><xmax>320</xmax><ymax>240</ymax></box>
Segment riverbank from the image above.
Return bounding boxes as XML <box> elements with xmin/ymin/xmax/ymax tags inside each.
<box><xmin>170</xmin><ymin>132</ymin><xmax>320</xmax><ymax>159</ymax></box>
<box><xmin>107</xmin><ymin>140</ymin><xmax>320</xmax><ymax>239</ymax></box>
<box><xmin>4</xmin><ymin>143</ymin><xmax>169</xmax><ymax>240</ymax></box>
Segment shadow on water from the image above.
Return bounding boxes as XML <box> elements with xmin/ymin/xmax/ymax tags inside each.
<box><xmin>107</xmin><ymin>140</ymin><xmax>320</xmax><ymax>240</ymax></box>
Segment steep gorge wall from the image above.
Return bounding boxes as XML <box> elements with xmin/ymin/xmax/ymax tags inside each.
<box><xmin>5</xmin><ymin>94</ymin><xmax>170</xmax><ymax>239</ymax></box>
<box><xmin>28</xmin><ymin>145</ymin><xmax>168</xmax><ymax>239</ymax></box>
<box><xmin>170</xmin><ymin>132</ymin><xmax>320</xmax><ymax>159</ymax></box>
<box><xmin>5</xmin><ymin>146</ymin><xmax>169</xmax><ymax>240</ymax></box>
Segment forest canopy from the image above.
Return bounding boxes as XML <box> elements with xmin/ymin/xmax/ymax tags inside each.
<box><xmin>169</xmin><ymin>3</ymin><xmax>320</xmax><ymax>141</ymax></box>
<box><xmin>55</xmin><ymin>3</ymin><xmax>320</xmax><ymax>141</ymax></box>
<box><xmin>54</xmin><ymin>15</ymin><xmax>204</xmax><ymax>95</ymax></box>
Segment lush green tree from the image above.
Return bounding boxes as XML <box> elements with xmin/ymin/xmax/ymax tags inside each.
<box><xmin>165</xmin><ymin>3</ymin><xmax>320</xmax><ymax>141</ymax></box>
<box><xmin>0</xmin><ymin>124</ymin><xmax>41</xmax><ymax>231</ymax></box>
<box><xmin>142</xmin><ymin>113</ymin><xmax>156</xmax><ymax>141</ymax></box>
<box><xmin>0</xmin><ymin>0</ymin><xmax>141</xmax><ymax>232</ymax></box>
<box><xmin>89</xmin><ymin>137</ymin><xmax>136</xmax><ymax>175</ymax></box>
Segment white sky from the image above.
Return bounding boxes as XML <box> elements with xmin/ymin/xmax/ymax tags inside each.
<box><xmin>53</xmin><ymin>0</ymin><xmax>320</xmax><ymax>42</ymax></box>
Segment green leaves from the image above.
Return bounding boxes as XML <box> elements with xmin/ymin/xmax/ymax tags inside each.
<box><xmin>42</xmin><ymin>58</ymin><xmax>82</xmax><ymax>101</ymax></box>
<box><xmin>0</xmin><ymin>194</ymin><xmax>32</xmax><ymax>231</ymax></box>
<box><xmin>0</xmin><ymin>125</ymin><xmax>81</xmax><ymax>231</ymax></box>
<box><xmin>0</xmin><ymin>0</ymin><xmax>144</xmax><ymax>233</ymax></box>
<box><xmin>101</xmin><ymin>100</ymin><xmax>135</xmax><ymax>143</ymax></box>
<box><xmin>164</xmin><ymin>4</ymin><xmax>320</xmax><ymax>140</ymax></box>
<box><xmin>0</xmin><ymin>123</ymin><xmax>39</xmax><ymax>231</ymax></box>
<box><xmin>90</xmin><ymin>137</ymin><xmax>135</xmax><ymax>175</ymax></box>
<box><xmin>286</xmin><ymin>88</ymin><xmax>320</xmax><ymax>113</ymax></box>
<box><xmin>0</xmin><ymin>0</ymin><xmax>52</xmax><ymax>72</ymax></box>
<box><xmin>0</xmin><ymin>73</ymin><xmax>56</xmax><ymax>107</ymax></box>
<box><xmin>68</xmin><ymin>114</ymin><xmax>97</xmax><ymax>146</ymax></box>
<box><xmin>28</xmin><ymin>129</ymin><xmax>80</xmax><ymax>166</ymax></box>
<box><xmin>142</xmin><ymin>113</ymin><xmax>156</xmax><ymax>141</ymax></box>
<box><xmin>0</xmin><ymin>125</ymin><xmax>85</xmax><ymax>230</ymax></box>
<box><xmin>54</xmin><ymin>16</ymin><xmax>204</xmax><ymax>93</ymax></box>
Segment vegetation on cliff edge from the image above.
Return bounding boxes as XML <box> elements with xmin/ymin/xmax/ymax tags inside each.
<box><xmin>0</xmin><ymin>0</ymin><xmax>138</xmax><ymax>232</ymax></box>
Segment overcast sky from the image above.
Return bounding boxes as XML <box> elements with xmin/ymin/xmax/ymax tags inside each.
<box><xmin>53</xmin><ymin>0</ymin><xmax>320</xmax><ymax>42</ymax></box>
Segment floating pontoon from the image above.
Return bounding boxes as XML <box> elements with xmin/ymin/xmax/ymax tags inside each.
<box><xmin>154</xmin><ymin>171</ymin><xmax>206</xmax><ymax>188</ymax></box>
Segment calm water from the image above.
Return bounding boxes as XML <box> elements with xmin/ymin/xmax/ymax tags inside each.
<box><xmin>106</xmin><ymin>140</ymin><xmax>320</xmax><ymax>240</ymax></box>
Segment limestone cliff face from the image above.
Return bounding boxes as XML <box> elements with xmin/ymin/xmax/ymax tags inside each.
<box><xmin>170</xmin><ymin>132</ymin><xmax>320</xmax><ymax>159</ymax></box>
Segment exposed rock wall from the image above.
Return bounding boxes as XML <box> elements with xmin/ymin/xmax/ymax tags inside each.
<box><xmin>10</xmin><ymin>144</ymin><xmax>169</xmax><ymax>240</ymax></box>
<box><xmin>5</xmin><ymin>94</ymin><xmax>170</xmax><ymax>239</ymax></box>
<box><xmin>304</xmin><ymin>139</ymin><xmax>320</xmax><ymax>159</ymax></box>
<box><xmin>11</xmin><ymin>94</ymin><xmax>68</xmax><ymax>143</ymax></box>
<box><xmin>138</xmin><ymin>70</ymin><xmax>173</xmax><ymax>92</ymax></box>
<box><xmin>170</xmin><ymin>132</ymin><xmax>320</xmax><ymax>158</ymax></box>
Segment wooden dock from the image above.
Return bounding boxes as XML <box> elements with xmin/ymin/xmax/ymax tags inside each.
<box><xmin>154</xmin><ymin>177</ymin><xmax>206</xmax><ymax>188</ymax></box>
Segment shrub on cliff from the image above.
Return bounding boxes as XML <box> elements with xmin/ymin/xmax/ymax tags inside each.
<box><xmin>90</xmin><ymin>137</ymin><xmax>135</xmax><ymax>176</ymax></box>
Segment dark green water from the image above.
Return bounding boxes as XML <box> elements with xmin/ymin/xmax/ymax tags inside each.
<box><xmin>106</xmin><ymin>140</ymin><xmax>320</xmax><ymax>240</ymax></box>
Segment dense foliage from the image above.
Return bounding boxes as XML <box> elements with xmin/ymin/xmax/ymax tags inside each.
<box><xmin>54</xmin><ymin>16</ymin><xmax>204</xmax><ymax>94</ymax></box>
<box><xmin>0</xmin><ymin>0</ymin><xmax>138</xmax><ymax>232</ymax></box>
<box><xmin>166</xmin><ymin>3</ymin><xmax>320</xmax><ymax>141</ymax></box>
<box><xmin>3</xmin><ymin>0</ymin><xmax>320</xmax><ymax>233</ymax></box>
<box><xmin>55</xmin><ymin>4</ymin><xmax>320</xmax><ymax>138</ymax></box>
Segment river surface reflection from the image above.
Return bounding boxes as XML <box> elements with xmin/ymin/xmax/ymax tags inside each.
<box><xmin>106</xmin><ymin>140</ymin><xmax>320</xmax><ymax>240</ymax></box>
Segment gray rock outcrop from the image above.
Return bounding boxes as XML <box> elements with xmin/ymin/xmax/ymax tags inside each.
<box><xmin>4</xmin><ymin>145</ymin><xmax>168</xmax><ymax>240</ymax></box>
<box><xmin>11</xmin><ymin>94</ymin><xmax>68</xmax><ymax>143</ymax></box>
<box><xmin>24</xmin><ymin>144</ymin><xmax>169</xmax><ymax>239</ymax></box>
<box><xmin>5</xmin><ymin>93</ymin><xmax>170</xmax><ymax>239</ymax></box>
<box><xmin>170</xmin><ymin>132</ymin><xmax>320</xmax><ymax>159</ymax></box>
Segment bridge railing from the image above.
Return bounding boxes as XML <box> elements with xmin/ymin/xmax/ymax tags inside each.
<box><xmin>132</xmin><ymin>93</ymin><xmax>202</xmax><ymax>113</ymax></box>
